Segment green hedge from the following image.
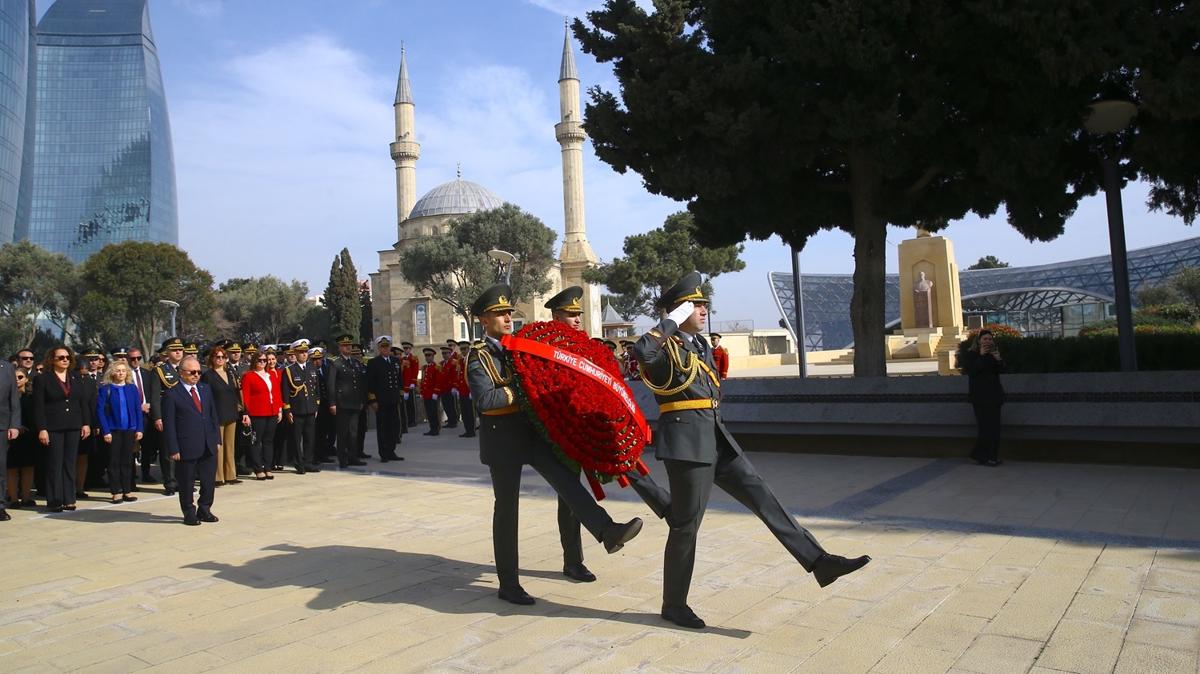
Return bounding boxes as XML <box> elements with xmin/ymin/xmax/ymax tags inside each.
<box><xmin>990</xmin><ymin>333</ymin><xmax>1200</xmax><ymax>373</ymax></box>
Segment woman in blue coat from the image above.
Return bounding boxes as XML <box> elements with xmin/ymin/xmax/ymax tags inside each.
<box><xmin>96</xmin><ymin>361</ymin><xmax>144</xmax><ymax>503</ymax></box>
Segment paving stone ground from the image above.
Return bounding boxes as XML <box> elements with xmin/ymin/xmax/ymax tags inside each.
<box><xmin>2</xmin><ymin>431</ymin><xmax>1198</xmax><ymax>673</ymax></box>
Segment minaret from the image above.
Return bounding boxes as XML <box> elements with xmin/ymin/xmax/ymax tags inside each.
<box><xmin>390</xmin><ymin>47</ymin><xmax>420</xmax><ymax>238</ymax></box>
<box><xmin>556</xmin><ymin>26</ymin><xmax>601</xmax><ymax>334</ymax></box>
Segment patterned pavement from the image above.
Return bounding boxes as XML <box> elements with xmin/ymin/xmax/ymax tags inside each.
<box><xmin>2</xmin><ymin>431</ymin><xmax>1198</xmax><ymax>673</ymax></box>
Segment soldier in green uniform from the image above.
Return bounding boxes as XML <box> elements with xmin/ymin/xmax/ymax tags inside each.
<box><xmin>544</xmin><ymin>286</ymin><xmax>672</xmax><ymax>583</ymax></box>
<box><xmin>634</xmin><ymin>272</ymin><xmax>871</xmax><ymax>629</ymax></box>
<box><xmin>146</xmin><ymin>337</ymin><xmax>184</xmax><ymax>495</ymax></box>
<box><xmin>468</xmin><ymin>284</ymin><xmax>644</xmax><ymax>606</ymax></box>
<box><xmin>327</xmin><ymin>334</ymin><xmax>367</xmax><ymax>468</ymax></box>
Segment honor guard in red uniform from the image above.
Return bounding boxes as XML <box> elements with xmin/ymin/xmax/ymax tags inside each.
<box><xmin>400</xmin><ymin>341</ymin><xmax>420</xmax><ymax>429</ymax></box>
<box><xmin>621</xmin><ymin>340</ymin><xmax>641</xmax><ymax>381</ymax></box>
<box><xmin>456</xmin><ymin>340</ymin><xmax>475</xmax><ymax>438</ymax></box>
<box><xmin>710</xmin><ymin>333</ymin><xmax>730</xmax><ymax>380</ymax></box>
<box><xmin>420</xmin><ymin>348</ymin><xmax>441</xmax><ymax>436</ymax></box>
<box><xmin>439</xmin><ymin>344</ymin><xmax>460</xmax><ymax>429</ymax></box>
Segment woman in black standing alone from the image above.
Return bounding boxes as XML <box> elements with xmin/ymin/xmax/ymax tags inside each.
<box><xmin>961</xmin><ymin>329</ymin><xmax>1006</xmax><ymax>467</ymax></box>
<box><xmin>32</xmin><ymin>345</ymin><xmax>92</xmax><ymax>511</ymax></box>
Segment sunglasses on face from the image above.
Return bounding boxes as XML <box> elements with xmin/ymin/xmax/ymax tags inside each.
<box><xmin>18</xmin><ymin>355</ymin><xmax>33</xmax><ymax>361</ymax></box>
<box><xmin>255</xmin><ymin>358</ymin><xmax>267</xmax><ymax>362</ymax></box>
<box><xmin>180</xmin><ymin>369</ymin><xmax>201</xmax><ymax>375</ymax></box>
<box><xmin>54</xmin><ymin>355</ymin><xmax>71</xmax><ymax>361</ymax></box>
<box><xmin>215</xmin><ymin>355</ymin><xmax>226</xmax><ymax>359</ymax></box>
<box><xmin>129</xmin><ymin>356</ymin><xmax>142</xmax><ymax>361</ymax></box>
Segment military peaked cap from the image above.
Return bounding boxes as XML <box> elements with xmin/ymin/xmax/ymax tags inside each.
<box><xmin>709</xmin><ymin>333</ymin><xmax>722</xmax><ymax>339</ymax></box>
<box><xmin>422</xmin><ymin>347</ymin><xmax>437</xmax><ymax>355</ymax></box>
<box><xmin>659</xmin><ymin>271</ymin><xmax>708</xmax><ymax>309</ymax></box>
<box><xmin>226</xmin><ymin>342</ymin><xmax>242</xmax><ymax>353</ymax></box>
<box><xmin>160</xmin><ymin>337</ymin><xmax>184</xmax><ymax>352</ymax></box>
<box><xmin>471</xmin><ymin>283</ymin><xmax>514</xmax><ymax>316</ymax></box>
<box><xmin>545</xmin><ymin>285</ymin><xmax>584</xmax><ymax>314</ymax></box>
<box><xmin>335</xmin><ymin>334</ymin><xmax>354</xmax><ymax>346</ymax></box>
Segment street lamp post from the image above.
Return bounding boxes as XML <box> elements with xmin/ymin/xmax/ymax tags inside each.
<box><xmin>158</xmin><ymin>299</ymin><xmax>179</xmax><ymax>338</ymax></box>
<box><xmin>487</xmin><ymin>249</ymin><xmax>517</xmax><ymax>285</ymax></box>
<box><xmin>1084</xmin><ymin>100</ymin><xmax>1139</xmax><ymax>372</ymax></box>
<box><xmin>790</xmin><ymin>243</ymin><xmax>808</xmax><ymax>378</ymax></box>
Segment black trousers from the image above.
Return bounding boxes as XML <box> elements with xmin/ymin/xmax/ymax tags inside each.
<box><xmin>142</xmin><ymin>423</ymin><xmax>176</xmax><ymax>489</ymax></box>
<box><xmin>335</xmin><ymin>408</ymin><xmax>360</xmax><ymax>466</ymax></box>
<box><xmin>107</xmin><ymin>430</ymin><xmax>136</xmax><ymax>494</ymax></box>
<box><xmin>442</xmin><ymin>394</ymin><xmax>459</xmax><ymax>427</ymax></box>
<box><xmin>356</xmin><ymin>407</ymin><xmax>369</xmax><ymax>455</ymax></box>
<box><xmin>249</xmin><ymin>416</ymin><xmax>277</xmax><ymax>472</ymax></box>
<box><xmin>972</xmin><ymin>403</ymin><xmax>1002</xmax><ymax>462</ymax></box>
<box><xmin>487</xmin><ymin>446</ymin><xmax>613</xmax><ymax>589</ymax></box>
<box><xmin>274</xmin><ymin>415</ymin><xmax>291</xmax><ymax>467</ymax></box>
<box><xmin>290</xmin><ymin>413</ymin><xmax>316</xmax><ymax>467</ymax></box>
<box><xmin>661</xmin><ymin>436</ymin><xmax>826</xmax><ymax>609</ymax></box>
<box><xmin>404</xmin><ymin>391</ymin><xmax>417</xmax><ymax>427</ymax></box>
<box><xmin>557</xmin><ymin>497</ymin><xmax>584</xmax><ymax>567</ymax></box>
<box><xmin>459</xmin><ymin>396</ymin><xmax>475</xmax><ymax>436</ymax></box>
<box><xmin>375</xmin><ymin>402</ymin><xmax>400</xmax><ymax>459</ymax></box>
<box><xmin>317</xmin><ymin>408</ymin><xmax>336</xmax><ymax>459</ymax></box>
<box><xmin>45</xmin><ymin>430</ymin><xmax>80</xmax><ymax>508</ymax></box>
<box><xmin>175</xmin><ymin>450</ymin><xmax>216</xmax><ymax>518</ymax></box>
<box><xmin>423</xmin><ymin>398</ymin><xmax>441</xmax><ymax>435</ymax></box>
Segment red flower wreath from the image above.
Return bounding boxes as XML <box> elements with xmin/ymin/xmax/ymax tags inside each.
<box><xmin>504</xmin><ymin>321</ymin><xmax>650</xmax><ymax>499</ymax></box>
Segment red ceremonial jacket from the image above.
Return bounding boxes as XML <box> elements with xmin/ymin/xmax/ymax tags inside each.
<box><xmin>401</xmin><ymin>354</ymin><xmax>420</xmax><ymax>391</ymax></box>
<box><xmin>420</xmin><ymin>363</ymin><xmax>441</xmax><ymax>399</ymax></box>
<box><xmin>712</xmin><ymin>346</ymin><xmax>730</xmax><ymax>380</ymax></box>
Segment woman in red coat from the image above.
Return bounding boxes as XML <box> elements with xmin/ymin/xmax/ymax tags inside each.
<box><xmin>241</xmin><ymin>352</ymin><xmax>283</xmax><ymax>480</ymax></box>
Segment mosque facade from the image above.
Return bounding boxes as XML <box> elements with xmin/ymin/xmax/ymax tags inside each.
<box><xmin>370</xmin><ymin>32</ymin><xmax>601</xmax><ymax>344</ymax></box>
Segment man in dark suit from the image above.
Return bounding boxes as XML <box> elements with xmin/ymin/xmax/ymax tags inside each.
<box><xmin>327</xmin><ymin>335</ymin><xmax>367</xmax><ymax>468</ymax></box>
<box><xmin>634</xmin><ymin>272</ymin><xmax>871</xmax><ymax>629</ymax></box>
<box><xmin>468</xmin><ymin>284</ymin><xmax>644</xmax><ymax>606</ymax></box>
<box><xmin>366</xmin><ymin>336</ymin><xmax>403</xmax><ymax>461</ymax></box>
<box><xmin>0</xmin><ymin>356</ymin><xmax>21</xmax><ymax>521</ymax></box>
<box><xmin>162</xmin><ymin>356</ymin><xmax>220</xmax><ymax>525</ymax></box>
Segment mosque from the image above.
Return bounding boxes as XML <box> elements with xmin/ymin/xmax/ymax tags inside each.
<box><xmin>370</xmin><ymin>31</ymin><xmax>601</xmax><ymax>343</ymax></box>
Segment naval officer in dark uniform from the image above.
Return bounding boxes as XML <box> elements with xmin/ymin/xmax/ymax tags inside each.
<box><xmin>468</xmin><ymin>284</ymin><xmax>644</xmax><ymax>606</ymax></box>
<box><xmin>634</xmin><ymin>272</ymin><xmax>871</xmax><ymax>629</ymax></box>
<box><xmin>366</xmin><ymin>336</ymin><xmax>403</xmax><ymax>461</ymax></box>
<box><xmin>544</xmin><ymin>286</ymin><xmax>673</xmax><ymax>583</ymax></box>
<box><xmin>281</xmin><ymin>339</ymin><xmax>322</xmax><ymax>474</ymax></box>
<box><xmin>327</xmin><ymin>334</ymin><xmax>368</xmax><ymax>468</ymax></box>
<box><xmin>146</xmin><ymin>337</ymin><xmax>185</xmax><ymax>495</ymax></box>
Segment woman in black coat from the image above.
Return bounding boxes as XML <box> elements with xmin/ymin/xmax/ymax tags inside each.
<box><xmin>960</xmin><ymin>330</ymin><xmax>1006</xmax><ymax>467</ymax></box>
<box><xmin>32</xmin><ymin>345</ymin><xmax>93</xmax><ymax>511</ymax></box>
<box><xmin>201</xmin><ymin>347</ymin><xmax>248</xmax><ymax>486</ymax></box>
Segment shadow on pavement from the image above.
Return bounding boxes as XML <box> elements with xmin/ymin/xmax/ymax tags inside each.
<box><xmin>49</xmin><ymin>508</ymin><xmax>183</xmax><ymax>524</ymax></box>
<box><xmin>186</xmin><ymin>543</ymin><xmax>751</xmax><ymax>639</ymax></box>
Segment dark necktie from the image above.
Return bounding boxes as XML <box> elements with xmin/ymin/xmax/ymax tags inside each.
<box><xmin>190</xmin><ymin>386</ymin><xmax>202</xmax><ymax>412</ymax></box>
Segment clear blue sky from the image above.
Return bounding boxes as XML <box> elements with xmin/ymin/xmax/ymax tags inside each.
<box><xmin>44</xmin><ymin>0</ymin><xmax>1198</xmax><ymax>330</ymax></box>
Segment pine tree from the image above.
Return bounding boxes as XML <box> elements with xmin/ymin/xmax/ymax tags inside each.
<box><xmin>322</xmin><ymin>248</ymin><xmax>361</xmax><ymax>341</ymax></box>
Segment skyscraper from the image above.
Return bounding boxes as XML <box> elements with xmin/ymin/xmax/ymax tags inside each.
<box><xmin>27</xmin><ymin>0</ymin><xmax>178</xmax><ymax>262</ymax></box>
<box><xmin>0</xmin><ymin>0</ymin><xmax>36</xmax><ymax>244</ymax></box>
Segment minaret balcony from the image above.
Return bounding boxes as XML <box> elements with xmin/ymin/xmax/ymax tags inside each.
<box><xmin>555</xmin><ymin>120</ymin><xmax>586</xmax><ymax>144</ymax></box>
<box><xmin>390</xmin><ymin>140</ymin><xmax>421</xmax><ymax>161</ymax></box>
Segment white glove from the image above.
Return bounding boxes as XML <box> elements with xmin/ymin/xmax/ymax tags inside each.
<box><xmin>403</xmin><ymin>393</ymin><xmax>409</xmax><ymax>401</ymax></box>
<box><xmin>432</xmin><ymin>394</ymin><xmax>439</xmax><ymax>400</ymax></box>
<box><xmin>667</xmin><ymin>300</ymin><xmax>695</xmax><ymax>326</ymax></box>
<box><xmin>451</xmin><ymin>389</ymin><xmax>460</xmax><ymax>398</ymax></box>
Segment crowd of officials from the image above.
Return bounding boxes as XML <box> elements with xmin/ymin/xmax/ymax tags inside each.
<box><xmin>0</xmin><ymin>325</ymin><xmax>731</xmax><ymax>522</ymax></box>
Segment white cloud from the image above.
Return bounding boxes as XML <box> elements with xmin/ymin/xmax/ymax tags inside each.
<box><xmin>171</xmin><ymin>0</ymin><xmax>223</xmax><ymax>19</ymax></box>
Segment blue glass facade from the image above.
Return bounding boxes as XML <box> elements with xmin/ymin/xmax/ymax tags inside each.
<box><xmin>0</xmin><ymin>0</ymin><xmax>35</xmax><ymax>244</ymax></box>
<box><xmin>27</xmin><ymin>0</ymin><xmax>177</xmax><ymax>261</ymax></box>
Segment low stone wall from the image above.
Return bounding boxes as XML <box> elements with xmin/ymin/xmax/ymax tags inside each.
<box><xmin>631</xmin><ymin>372</ymin><xmax>1200</xmax><ymax>465</ymax></box>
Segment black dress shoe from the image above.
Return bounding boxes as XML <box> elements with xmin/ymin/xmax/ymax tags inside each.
<box><xmin>812</xmin><ymin>553</ymin><xmax>872</xmax><ymax>588</ymax></box>
<box><xmin>985</xmin><ymin>459</ymin><xmax>1003</xmax><ymax>467</ymax></box>
<box><xmin>603</xmin><ymin>517</ymin><xmax>643</xmax><ymax>554</ymax></box>
<box><xmin>163</xmin><ymin>489</ymin><xmax>176</xmax><ymax>497</ymax></box>
<box><xmin>183</xmin><ymin>517</ymin><xmax>201</xmax><ymax>526</ymax></box>
<box><xmin>227</xmin><ymin>479</ymin><xmax>242</xmax><ymax>485</ymax></box>
<box><xmin>0</xmin><ymin>509</ymin><xmax>10</xmax><ymax>521</ymax></box>
<box><xmin>198</xmin><ymin>512</ymin><xmax>219</xmax><ymax>523</ymax></box>
<box><xmin>497</xmin><ymin>586</ymin><xmax>535</xmax><ymax>605</ymax></box>
<box><xmin>48</xmin><ymin>505</ymin><xmax>64</xmax><ymax>513</ymax></box>
<box><xmin>295</xmin><ymin>466</ymin><xmax>306</xmax><ymax>475</ymax></box>
<box><xmin>349</xmin><ymin>460</ymin><xmax>367</xmax><ymax>466</ymax></box>
<box><xmin>563</xmin><ymin>563</ymin><xmax>596</xmax><ymax>582</ymax></box>
<box><xmin>423</xmin><ymin>431</ymin><xmax>438</xmax><ymax>436</ymax></box>
<box><xmin>305</xmin><ymin>464</ymin><xmax>322</xmax><ymax>472</ymax></box>
<box><xmin>661</xmin><ymin>605</ymin><xmax>706</xmax><ymax>629</ymax></box>
<box><xmin>379</xmin><ymin>457</ymin><xmax>390</xmax><ymax>463</ymax></box>
<box><xmin>460</xmin><ymin>433</ymin><xmax>476</xmax><ymax>438</ymax></box>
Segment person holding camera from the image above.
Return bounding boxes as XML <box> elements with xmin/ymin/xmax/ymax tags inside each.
<box><xmin>961</xmin><ymin>329</ymin><xmax>1006</xmax><ymax>467</ymax></box>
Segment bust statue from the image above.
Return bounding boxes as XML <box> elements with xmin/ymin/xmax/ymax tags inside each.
<box><xmin>913</xmin><ymin>272</ymin><xmax>934</xmax><ymax>328</ymax></box>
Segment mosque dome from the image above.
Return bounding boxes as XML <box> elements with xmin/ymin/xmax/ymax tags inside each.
<box><xmin>407</xmin><ymin>179</ymin><xmax>504</xmax><ymax>220</ymax></box>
